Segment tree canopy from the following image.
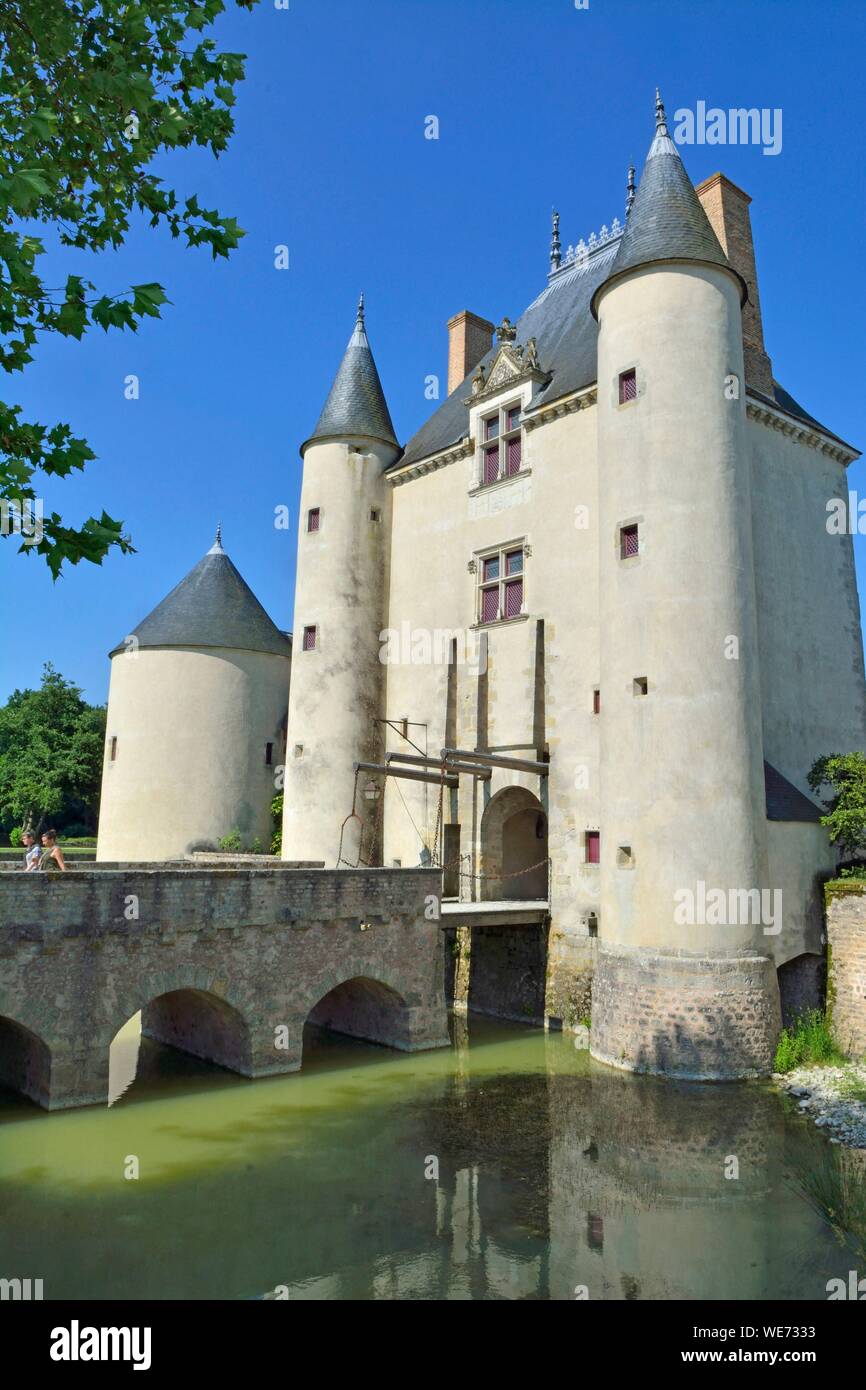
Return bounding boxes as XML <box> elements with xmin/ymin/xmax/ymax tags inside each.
<box><xmin>808</xmin><ymin>752</ymin><xmax>866</xmax><ymax>860</ymax></box>
<box><xmin>0</xmin><ymin>661</ymin><xmax>105</xmax><ymax>830</ymax></box>
<box><xmin>0</xmin><ymin>0</ymin><xmax>255</xmax><ymax>576</ymax></box>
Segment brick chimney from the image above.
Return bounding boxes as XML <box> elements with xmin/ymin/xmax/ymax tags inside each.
<box><xmin>447</xmin><ymin>310</ymin><xmax>494</xmax><ymax>396</ymax></box>
<box><xmin>695</xmin><ymin>172</ymin><xmax>774</xmax><ymax>398</ymax></box>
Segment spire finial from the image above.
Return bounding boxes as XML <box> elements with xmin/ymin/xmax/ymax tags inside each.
<box><xmin>356</xmin><ymin>291</ymin><xmax>365</xmax><ymax>327</ymax></box>
<box><xmin>208</xmin><ymin>521</ymin><xmax>224</xmax><ymax>555</ymax></box>
<box><xmin>626</xmin><ymin>163</ymin><xmax>636</xmax><ymax>217</ymax></box>
<box><xmin>550</xmin><ymin>207</ymin><xmax>561</xmax><ymax>271</ymax></box>
<box><xmin>655</xmin><ymin>86</ymin><xmax>668</xmax><ymax>135</ymax></box>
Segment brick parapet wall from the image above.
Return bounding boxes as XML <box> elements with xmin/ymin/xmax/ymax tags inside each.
<box><xmin>826</xmin><ymin>885</ymin><xmax>866</xmax><ymax>1058</ymax></box>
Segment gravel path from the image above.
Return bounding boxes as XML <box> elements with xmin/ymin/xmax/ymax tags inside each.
<box><xmin>774</xmin><ymin>1064</ymin><xmax>866</xmax><ymax>1149</ymax></box>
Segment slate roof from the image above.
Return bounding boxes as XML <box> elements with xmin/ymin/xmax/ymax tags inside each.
<box><xmin>764</xmin><ymin>761</ymin><xmax>824</xmax><ymax>823</ymax></box>
<box><xmin>398</xmin><ymin>242</ymin><xmax>618</xmax><ymax>469</ymax></box>
<box><xmin>110</xmin><ymin>533</ymin><xmax>291</xmax><ymax>659</ymax></box>
<box><xmin>395</xmin><ymin>96</ymin><xmax>846</xmax><ymax>472</ymax></box>
<box><xmin>591</xmin><ymin>110</ymin><xmax>742</xmax><ymax>314</ymax></box>
<box><xmin>304</xmin><ymin>296</ymin><xmax>398</xmax><ymax>453</ymax></box>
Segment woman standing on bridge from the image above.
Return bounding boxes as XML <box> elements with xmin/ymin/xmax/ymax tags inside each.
<box><xmin>37</xmin><ymin>830</ymin><xmax>67</xmax><ymax>873</ymax></box>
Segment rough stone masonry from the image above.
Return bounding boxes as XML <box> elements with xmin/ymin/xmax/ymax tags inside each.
<box><xmin>826</xmin><ymin>883</ymin><xmax>866</xmax><ymax>1059</ymax></box>
<box><xmin>0</xmin><ymin>866</ymin><xmax>449</xmax><ymax>1111</ymax></box>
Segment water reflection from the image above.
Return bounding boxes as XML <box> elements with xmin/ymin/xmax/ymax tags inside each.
<box><xmin>0</xmin><ymin>1015</ymin><xmax>858</xmax><ymax>1300</ymax></box>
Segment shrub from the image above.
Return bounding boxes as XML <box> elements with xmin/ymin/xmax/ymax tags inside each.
<box><xmin>217</xmin><ymin>829</ymin><xmax>243</xmax><ymax>852</ymax></box>
<box><xmin>774</xmin><ymin>1008</ymin><xmax>846</xmax><ymax>1073</ymax></box>
<box><xmin>9</xmin><ymin>826</ymin><xmax>22</xmax><ymax>847</ymax></box>
<box><xmin>270</xmin><ymin>792</ymin><xmax>283</xmax><ymax>856</ymax></box>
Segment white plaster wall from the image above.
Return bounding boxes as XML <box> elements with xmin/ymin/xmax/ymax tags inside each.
<box><xmin>97</xmin><ymin>645</ymin><xmax>289</xmax><ymax>861</ymax></box>
<box><xmin>749</xmin><ymin>421</ymin><xmax>866</xmax><ymax>794</ymax></box>
<box><xmin>383</xmin><ymin>403</ymin><xmax>600</xmax><ymax>932</ymax></box>
<box><xmin>596</xmin><ymin>263</ymin><xmax>768</xmax><ymax>954</ymax></box>
<box><xmin>766</xmin><ymin>819</ymin><xmax>835</xmax><ymax>966</ymax></box>
<box><xmin>282</xmin><ymin>438</ymin><xmax>396</xmax><ymax>866</ymax></box>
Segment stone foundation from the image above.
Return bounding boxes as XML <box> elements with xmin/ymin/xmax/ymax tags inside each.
<box><xmin>826</xmin><ymin>885</ymin><xmax>866</xmax><ymax>1059</ymax></box>
<box><xmin>591</xmin><ymin>945</ymin><xmax>781</xmax><ymax>1079</ymax></box>
<box><xmin>544</xmin><ymin>929</ymin><xmax>595</xmax><ymax>1031</ymax></box>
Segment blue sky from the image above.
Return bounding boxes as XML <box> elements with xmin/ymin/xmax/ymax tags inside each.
<box><xmin>2</xmin><ymin>0</ymin><xmax>865</xmax><ymax>704</ymax></box>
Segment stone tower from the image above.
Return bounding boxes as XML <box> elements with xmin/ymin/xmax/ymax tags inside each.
<box><xmin>97</xmin><ymin>528</ymin><xmax>291</xmax><ymax>862</ymax></box>
<box><xmin>281</xmin><ymin>296</ymin><xmax>400</xmax><ymax>866</ymax></box>
<box><xmin>589</xmin><ymin>93</ymin><xmax>781</xmax><ymax>1077</ymax></box>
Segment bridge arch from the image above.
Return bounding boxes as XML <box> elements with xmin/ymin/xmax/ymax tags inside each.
<box><xmin>303</xmin><ymin>975</ymin><xmax>413</xmax><ymax>1053</ymax></box>
<box><xmin>109</xmin><ymin>983</ymin><xmax>254</xmax><ymax>1088</ymax></box>
<box><xmin>480</xmin><ymin>785</ymin><xmax>548</xmax><ymax>901</ymax></box>
<box><xmin>0</xmin><ymin>1013</ymin><xmax>52</xmax><ymax>1108</ymax></box>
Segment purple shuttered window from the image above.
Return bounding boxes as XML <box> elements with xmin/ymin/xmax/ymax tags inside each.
<box><xmin>483</xmin><ymin>446</ymin><xmax>499</xmax><ymax>485</ymax></box>
<box><xmin>481</xmin><ymin>588</ymin><xmax>499</xmax><ymax>623</ymax></box>
<box><xmin>619</xmin><ymin>369</ymin><xmax>637</xmax><ymax>403</ymax></box>
<box><xmin>586</xmin><ymin>831</ymin><xmax>600</xmax><ymax>865</ymax></box>
<box><xmin>505</xmin><ymin>435</ymin><xmax>522</xmax><ymax>476</ymax></box>
<box><xmin>302</xmin><ymin>625</ymin><xmax>317</xmax><ymax>651</ymax></box>
<box><xmin>484</xmin><ymin>415</ymin><xmax>499</xmax><ymax>441</ymax></box>
<box><xmin>307</xmin><ymin>507</ymin><xmax>320</xmax><ymax>533</ymax></box>
<box><xmin>505</xmin><ymin>549</ymin><xmax>523</xmax><ymax>576</ymax></box>
<box><xmin>620</xmin><ymin>524</ymin><xmax>639</xmax><ymax>559</ymax></box>
<box><xmin>483</xmin><ymin>555</ymin><xmax>500</xmax><ymax>583</ymax></box>
<box><xmin>504</xmin><ymin>577</ymin><xmax>523</xmax><ymax>618</ymax></box>
<box><xmin>507</xmin><ymin>406</ymin><xmax>521</xmax><ymax>431</ymax></box>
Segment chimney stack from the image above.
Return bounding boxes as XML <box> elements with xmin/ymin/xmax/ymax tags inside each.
<box><xmin>447</xmin><ymin>310</ymin><xmax>494</xmax><ymax>396</ymax></box>
<box><xmin>695</xmin><ymin>172</ymin><xmax>774</xmax><ymax>397</ymax></box>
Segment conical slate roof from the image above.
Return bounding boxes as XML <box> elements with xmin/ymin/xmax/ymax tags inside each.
<box><xmin>110</xmin><ymin>527</ymin><xmax>291</xmax><ymax>658</ymax></box>
<box><xmin>303</xmin><ymin>294</ymin><xmax>398</xmax><ymax>453</ymax></box>
<box><xmin>592</xmin><ymin>91</ymin><xmax>744</xmax><ymax>316</ymax></box>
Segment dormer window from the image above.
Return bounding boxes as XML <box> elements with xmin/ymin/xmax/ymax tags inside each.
<box><xmin>479</xmin><ymin>401</ymin><xmax>523</xmax><ymax>486</ymax></box>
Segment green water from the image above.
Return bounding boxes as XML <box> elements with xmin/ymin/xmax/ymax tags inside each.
<box><xmin>0</xmin><ymin>1014</ymin><xmax>862</xmax><ymax>1300</ymax></box>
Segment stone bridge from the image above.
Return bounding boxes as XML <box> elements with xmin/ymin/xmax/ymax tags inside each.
<box><xmin>0</xmin><ymin>866</ymin><xmax>449</xmax><ymax>1111</ymax></box>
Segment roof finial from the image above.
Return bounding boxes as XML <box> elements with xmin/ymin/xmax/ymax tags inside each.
<box><xmin>655</xmin><ymin>86</ymin><xmax>668</xmax><ymax>135</ymax></box>
<box><xmin>550</xmin><ymin>207</ymin><xmax>561</xmax><ymax>271</ymax></box>
<box><xmin>356</xmin><ymin>291</ymin><xmax>365</xmax><ymax>328</ymax></box>
<box><xmin>208</xmin><ymin>522</ymin><xmax>224</xmax><ymax>555</ymax></box>
<box><xmin>626</xmin><ymin>164</ymin><xmax>636</xmax><ymax>217</ymax></box>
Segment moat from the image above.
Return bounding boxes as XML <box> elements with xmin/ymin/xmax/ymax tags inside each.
<box><xmin>0</xmin><ymin>1014</ymin><xmax>861</xmax><ymax>1301</ymax></box>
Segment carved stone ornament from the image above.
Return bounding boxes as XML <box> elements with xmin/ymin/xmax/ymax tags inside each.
<box><xmin>464</xmin><ymin>338</ymin><xmax>549</xmax><ymax>405</ymax></box>
<box><xmin>467</xmin><ymin>558</ymin><xmax>477</xmax><ymax>574</ymax></box>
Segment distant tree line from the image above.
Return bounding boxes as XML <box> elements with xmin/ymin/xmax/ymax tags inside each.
<box><xmin>0</xmin><ymin>662</ymin><xmax>104</xmax><ymax>836</ymax></box>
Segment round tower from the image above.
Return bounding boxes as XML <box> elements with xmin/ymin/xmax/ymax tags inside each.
<box><xmin>97</xmin><ymin>528</ymin><xmax>291</xmax><ymax>862</ymax></box>
<box><xmin>282</xmin><ymin>296</ymin><xmax>399</xmax><ymax>865</ymax></box>
<box><xmin>589</xmin><ymin>92</ymin><xmax>780</xmax><ymax>1078</ymax></box>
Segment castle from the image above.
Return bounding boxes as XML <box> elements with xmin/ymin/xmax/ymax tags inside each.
<box><xmin>97</xmin><ymin>94</ymin><xmax>866</xmax><ymax>1079</ymax></box>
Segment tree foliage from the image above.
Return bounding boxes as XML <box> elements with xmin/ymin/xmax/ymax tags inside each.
<box><xmin>808</xmin><ymin>752</ymin><xmax>866</xmax><ymax>858</ymax></box>
<box><xmin>0</xmin><ymin>0</ymin><xmax>256</xmax><ymax>576</ymax></box>
<box><xmin>0</xmin><ymin>661</ymin><xmax>105</xmax><ymax>828</ymax></box>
